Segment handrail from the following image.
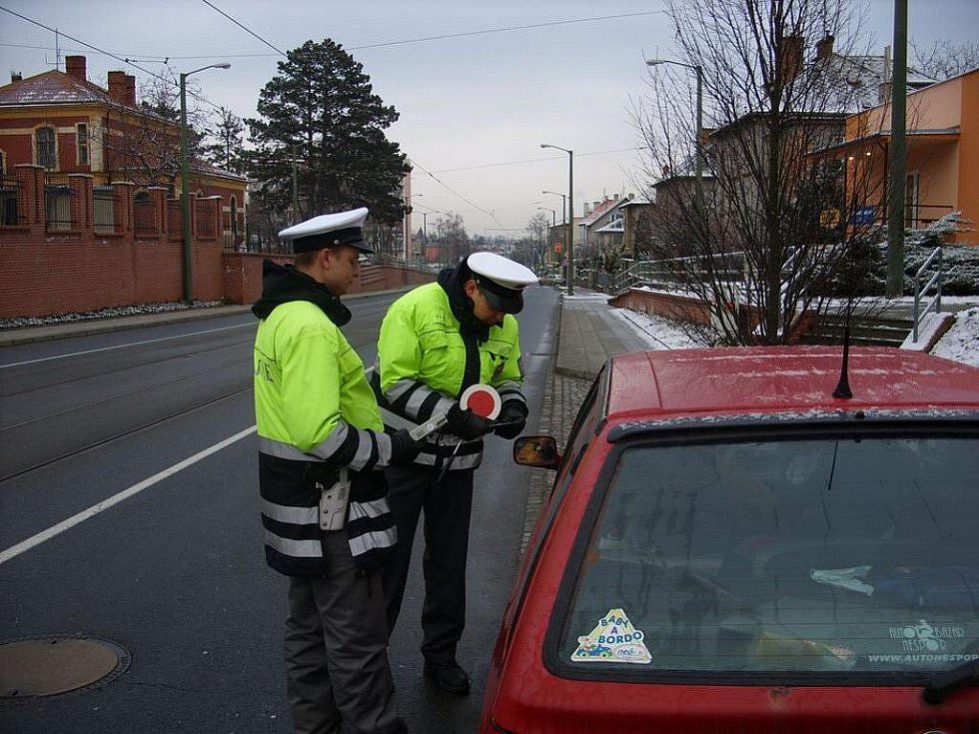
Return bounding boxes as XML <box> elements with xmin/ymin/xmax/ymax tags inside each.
<box><xmin>912</xmin><ymin>246</ymin><xmax>943</xmax><ymax>343</ymax></box>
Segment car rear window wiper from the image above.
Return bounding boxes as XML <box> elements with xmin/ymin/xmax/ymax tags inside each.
<box><xmin>923</xmin><ymin>659</ymin><xmax>979</xmax><ymax>705</ymax></box>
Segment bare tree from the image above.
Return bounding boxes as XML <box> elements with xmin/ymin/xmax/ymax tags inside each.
<box><xmin>912</xmin><ymin>39</ymin><xmax>979</xmax><ymax>81</ymax></box>
<box><xmin>526</xmin><ymin>211</ymin><xmax>550</xmax><ymax>269</ymax></box>
<box><xmin>99</xmin><ymin>69</ymin><xmax>210</xmax><ymax>190</ymax></box>
<box><xmin>637</xmin><ymin>0</ymin><xmax>885</xmax><ymax>346</ymax></box>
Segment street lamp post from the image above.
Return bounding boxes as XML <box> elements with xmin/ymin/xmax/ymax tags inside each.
<box><xmin>542</xmin><ymin>190</ymin><xmax>566</xmax><ymax>224</ymax></box>
<box><xmin>646</xmin><ymin>59</ymin><xmax>704</xmax><ymax>213</ymax></box>
<box><xmin>537</xmin><ymin>206</ymin><xmax>556</xmax><ymax>227</ymax></box>
<box><xmin>180</xmin><ymin>62</ymin><xmax>230</xmax><ymax>302</ymax></box>
<box><xmin>540</xmin><ymin>143</ymin><xmax>574</xmax><ymax>295</ymax></box>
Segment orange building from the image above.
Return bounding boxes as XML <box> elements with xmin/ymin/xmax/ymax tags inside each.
<box><xmin>819</xmin><ymin>67</ymin><xmax>979</xmax><ymax>244</ymax></box>
<box><xmin>0</xmin><ymin>55</ymin><xmax>247</xmax><ymax>247</ymax></box>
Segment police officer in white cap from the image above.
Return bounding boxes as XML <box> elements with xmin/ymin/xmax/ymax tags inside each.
<box><xmin>371</xmin><ymin>251</ymin><xmax>537</xmax><ymax>694</ymax></box>
<box><xmin>253</xmin><ymin>207</ymin><xmax>418</xmax><ymax>733</ymax></box>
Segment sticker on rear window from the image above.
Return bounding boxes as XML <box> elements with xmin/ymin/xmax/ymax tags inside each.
<box><xmin>571</xmin><ymin>608</ymin><xmax>651</xmax><ymax>664</ymax></box>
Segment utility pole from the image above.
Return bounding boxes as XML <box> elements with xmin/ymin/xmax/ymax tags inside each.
<box><xmin>886</xmin><ymin>0</ymin><xmax>908</xmax><ymax>297</ymax></box>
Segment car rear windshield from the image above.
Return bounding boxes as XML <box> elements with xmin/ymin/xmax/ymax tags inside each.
<box><xmin>558</xmin><ymin>432</ymin><xmax>979</xmax><ymax>678</ymax></box>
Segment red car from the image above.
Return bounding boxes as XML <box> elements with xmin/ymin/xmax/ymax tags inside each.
<box><xmin>483</xmin><ymin>347</ymin><xmax>979</xmax><ymax>733</ymax></box>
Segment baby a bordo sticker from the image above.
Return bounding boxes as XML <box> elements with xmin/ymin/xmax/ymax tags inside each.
<box><xmin>571</xmin><ymin>608</ymin><xmax>652</xmax><ymax>665</ymax></box>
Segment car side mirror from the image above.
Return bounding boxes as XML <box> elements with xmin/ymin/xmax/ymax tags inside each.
<box><xmin>513</xmin><ymin>436</ymin><xmax>561</xmax><ymax>470</ymax></box>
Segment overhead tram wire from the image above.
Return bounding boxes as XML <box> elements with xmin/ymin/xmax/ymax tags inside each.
<box><xmin>197</xmin><ymin>0</ymin><xmax>287</xmax><ymax>57</ymax></box>
<box><xmin>0</xmin><ymin>5</ymin><xmax>227</xmax><ymax>114</ymax></box>
<box><xmin>21</xmin><ymin>10</ymin><xmax>666</xmax><ymax>63</ymax></box>
<box><xmin>411</xmin><ymin>159</ymin><xmax>507</xmax><ymax>231</ymax></box>
<box><xmin>430</xmin><ymin>147</ymin><xmax>647</xmax><ymax>174</ymax></box>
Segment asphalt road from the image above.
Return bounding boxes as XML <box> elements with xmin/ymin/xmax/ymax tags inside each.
<box><xmin>0</xmin><ymin>285</ymin><xmax>559</xmax><ymax>733</ymax></box>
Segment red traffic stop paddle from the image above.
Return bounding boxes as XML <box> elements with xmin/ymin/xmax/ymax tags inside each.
<box><xmin>460</xmin><ymin>384</ymin><xmax>501</xmax><ymax>420</ymax></box>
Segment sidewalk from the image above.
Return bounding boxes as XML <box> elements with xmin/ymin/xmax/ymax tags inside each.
<box><xmin>555</xmin><ymin>291</ymin><xmax>649</xmax><ymax>379</ymax></box>
<box><xmin>0</xmin><ymin>286</ymin><xmax>417</xmax><ymax>348</ymax></box>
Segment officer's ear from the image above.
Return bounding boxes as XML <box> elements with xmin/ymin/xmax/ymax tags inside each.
<box><xmin>463</xmin><ymin>278</ymin><xmax>478</xmax><ymax>299</ymax></box>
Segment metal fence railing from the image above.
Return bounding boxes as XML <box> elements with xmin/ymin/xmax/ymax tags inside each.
<box><xmin>912</xmin><ymin>246</ymin><xmax>943</xmax><ymax>344</ymax></box>
<box><xmin>45</xmin><ymin>184</ymin><xmax>72</xmax><ymax>231</ymax></box>
<box><xmin>94</xmin><ymin>186</ymin><xmax>115</xmax><ymax>234</ymax></box>
<box><xmin>134</xmin><ymin>197</ymin><xmax>156</xmax><ymax>237</ymax></box>
<box><xmin>194</xmin><ymin>200</ymin><xmax>215</xmax><ymax>240</ymax></box>
<box><xmin>0</xmin><ymin>177</ymin><xmax>19</xmax><ymax>226</ymax></box>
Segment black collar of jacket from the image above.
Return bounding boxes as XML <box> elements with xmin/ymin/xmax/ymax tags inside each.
<box><xmin>437</xmin><ymin>261</ymin><xmax>490</xmax><ymax>343</ymax></box>
<box><xmin>251</xmin><ymin>259</ymin><xmax>351</xmax><ymax>327</ymax></box>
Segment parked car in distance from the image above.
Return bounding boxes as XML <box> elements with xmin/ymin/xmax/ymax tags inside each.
<box><xmin>482</xmin><ymin>346</ymin><xmax>979</xmax><ymax>733</ymax></box>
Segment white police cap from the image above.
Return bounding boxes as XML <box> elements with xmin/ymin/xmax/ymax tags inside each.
<box><xmin>466</xmin><ymin>251</ymin><xmax>538</xmax><ymax>314</ymax></box>
<box><xmin>278</xmin><ymin>207</ymin><xmax>373</xmax><ymax>254</ymax></box>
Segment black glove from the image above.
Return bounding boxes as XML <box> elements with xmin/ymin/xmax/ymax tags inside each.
<box><xmin>446</xmin><ymin>404</ymin><xmax>494</xmax><ymax>441</ymax></box>
<box><xmin>389</xmin><ymin>428</ymin><xmax>425</xmax><ymax>466</ymax></box>
<box><xmin>494</xmin><ymin>400</ymin><xmax>528</xmax><ymax>439</ymax></box>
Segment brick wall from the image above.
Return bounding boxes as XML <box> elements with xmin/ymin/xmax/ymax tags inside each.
<box><xmin>0</xmin><ymin>165</ymin><xmax>227</xmax><ymax>318</ymax></box>
<box><xmin>1</xmin><ymin>167</ymin><xmax>435</xmax><ymax>318</ymax></box>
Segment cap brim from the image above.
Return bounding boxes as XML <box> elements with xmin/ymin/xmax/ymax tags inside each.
<box><xmin>482</xmin><ymin>289</ymin><xmax>523</xmax><ymax>314</ymax></box>
<box><xmin>350</xmin><ymin>239</ymin><xmax>374</xmax><ymax>254</ymax></box>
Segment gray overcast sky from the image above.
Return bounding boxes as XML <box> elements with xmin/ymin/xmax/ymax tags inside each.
<box><xmin>2</xmin><ymin>0</ymin><xmax>977</xmax><ymax>235</ymax></box>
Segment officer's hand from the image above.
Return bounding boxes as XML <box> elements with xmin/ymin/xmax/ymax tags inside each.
<box><xmin>389</xmin><ymin>428</ymin><xmax>425</xmax><ymax>466</ymax></box>
<box><xmin>493</xmin><ymin>400</ymin><xmax>528</xmax><ymax>439</ymax></box>
<box><xmin>446</xmin><ymin>404</ymin><xmax>494</xmax><ymax>441</ymax></box>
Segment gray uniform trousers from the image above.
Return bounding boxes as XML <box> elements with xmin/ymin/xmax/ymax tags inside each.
<box><xmin>284</xmin><ymin>530</ymin><xmax>405</xmax><ymax>734</ymax></box>
<box><xmin>381</xmin><ymin>465</ymin><xmax>475</xmax><ymax>665</ymax></box>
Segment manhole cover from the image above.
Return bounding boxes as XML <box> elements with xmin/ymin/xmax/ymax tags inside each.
<box><xmin>0</xmin><ymin>636</ymin><xmax>131</xmax><ymax>699</ymax></box>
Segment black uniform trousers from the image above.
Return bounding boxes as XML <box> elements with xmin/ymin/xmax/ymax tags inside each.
<box><xmin>284</xmin><ymin>531</ymin><xmax>405</xmax><ymax>734</ymax></box>
<box><xmin>382</xmin><ymin>465</ymin><xmax>475</xmax><ymax>665</ymax></box>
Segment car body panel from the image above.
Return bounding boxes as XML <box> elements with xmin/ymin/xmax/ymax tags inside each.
<box><xmin>483</xmin><ymin>347</ymin><xmax>979</xmax><ymax>733</ymax></box>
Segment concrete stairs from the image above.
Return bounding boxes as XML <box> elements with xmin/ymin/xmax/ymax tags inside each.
<box><xmin>799</xmin><ymin>313</ymin><xmax>914</xmax><ymax>348</ymax></box>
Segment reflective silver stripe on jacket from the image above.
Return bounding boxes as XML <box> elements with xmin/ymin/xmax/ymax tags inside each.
<box><xmin>412</xmin><ymin>450</ymin><xmax>482</xmax><ymax>471</ymax></box>
<box><xmin>347</xmin><ymin>428</ymin><xmax>375</xmax><ymax>471</ymax></box>
<box><xmin>385</xmin><ymin>378</ymin><xmax>418</xmax><ymax>403</ymax></box>
<box><xmin>307</xmin><ymin>421</ymin><xmax>351</xmax><ymax>462</ymax></box>
<box><xmin>497</xmin><ymin>379</ymin><xmax>527</xmax><ymax>407</ymax></box>
<box><xmin>262</xmin><ymin>499</ymin><xmax>318</xmax><ymax>525</ymax></box>
<box><xmin>259</xmin><ymin>436</ymin><xmax>310</xmax><ymax>461</ymax></box>
<box><xmin>263</xmin><ymin>529</ymin><xmax>321</xmax><ymax>558</ymax></box>
<box><xmin>348</xmin><ymin>528</ymin><xmax>397</xmax><ymax>557</ymax></box>
<box><xmin>348</xmin><ymin>498</ymin><xmax>391</xmax><ymax>521</ymax></box>
<box><xmin>378</xmin><ymin>405</ymin><xmax>418</xmax><ymax>431</ymax></box>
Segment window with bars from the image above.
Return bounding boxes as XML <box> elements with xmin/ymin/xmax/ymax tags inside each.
<box><xmin>77</xmin><ymin>123</ymin><xmax>89</xmax><ymax>166</ymax></box>
<box><xmin>35</xmin><ymin>127</ymin><xmax>57</xmax><ymax>170</ymax></box>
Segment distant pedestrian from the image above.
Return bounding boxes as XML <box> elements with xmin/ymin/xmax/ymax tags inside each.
<box><xmin>252</xmin><ymin>208</ymin><xmax>420</xmax><ymax>734</ymax></box>
<box><xmin>372</xmin><ymin>252</ymin><xmax>537</xmax><ymax>694</ymax></box>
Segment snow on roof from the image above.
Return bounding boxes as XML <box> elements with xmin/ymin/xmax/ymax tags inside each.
<box><xmin>578</xmin><ymin>198</ymin><xmax>623</xmax><ymax>227</ymax></box>
<box><xmin>0</xmin><ymin>69</ymin><xmax>118</xmax><ymax>107</ymax></box>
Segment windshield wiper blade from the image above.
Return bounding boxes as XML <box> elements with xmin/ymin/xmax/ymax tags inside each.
<box><xmin>923</xmin><ymin>659</ymin><xmax>979</xmax><ymax>705</ymax></box>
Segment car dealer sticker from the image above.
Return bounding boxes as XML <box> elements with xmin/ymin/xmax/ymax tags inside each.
<box><xmin>571</xmin><ymin>608</ymin><xmax>652</xmax><ymax>664</ymax></box>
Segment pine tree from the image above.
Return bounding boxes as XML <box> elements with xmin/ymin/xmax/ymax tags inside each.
<box><xmin>246</xmin><ymin>39</ymin><xmax>408</xmax><ymax>226</ymax></box>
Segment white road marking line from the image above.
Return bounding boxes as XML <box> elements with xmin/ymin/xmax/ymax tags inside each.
<box><xmin>0</xmin><ymin>322</ymin><xmax>254</xmax><ymax>370</ymax></box>
<box><xmin>0</xmin><ymin>425</ymin><xmax>257</xmax><ymax>566</ymax></box>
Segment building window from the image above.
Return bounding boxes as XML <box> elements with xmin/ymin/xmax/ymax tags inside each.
<box><xmin>35</xmin><ymin>126</ymin><xmax>57</xmax><ymax>170</ymax></box>
<box><xmin>77</xmin><ymin>123</ymin><xmax>89</xmax><ymax>166</ymax></box>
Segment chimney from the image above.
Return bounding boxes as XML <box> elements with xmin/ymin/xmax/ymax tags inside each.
<box><xmin>65</xmin><ymin>55</ymin><xmax>87</xmax><ymax>82</ymax></box>
<box><xmin>776</xmin><ymin>35</ymin><xmax>804</xmax><ymax>89</ymax></box>
<box><xmin>10</xmin><ymin>71</ymin><xmax>22</xmax><ymax>83</ymax></box>
<box><xmin>583</xmin><ymin>202</ymin><xmax>592</xmax><ymax>216</ymax></box>
<box><xmin>613</xmin><ymin>193</ymin><xmax>620</xmax><ymax>201</ymax></box>
<box><xmin>107</xmin><ymin>71</ymin><xmax>127</xmax><ymax>104</ymax></box>
<box><xmin>815</xmin><ymin>35</ymin><xmax>835</xmax><ymax>61</ymax></box>
<box><xmin>124</xmin><ymin>75</ymin><xmax>137</xmax><ymax>107</ymax></box>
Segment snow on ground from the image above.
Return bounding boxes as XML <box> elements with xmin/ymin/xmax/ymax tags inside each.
<box><xmin>0</xmin><ymin>301</ymin><xmax>224</xmax><ymax>331</ymax></box>
<box><xmin>610</xmin><ymin>307</ymin><xmax>700</xmax><ymax>350</ymax></box>
<box><xmin>613</xmin><ymin>302</ymin><xmax>979</xmax><ymax>370</ymax></box>
<box><xmin>932</xmin><ymin>307</ymin><xmax>979</xmax><ymax>368</ymax></box>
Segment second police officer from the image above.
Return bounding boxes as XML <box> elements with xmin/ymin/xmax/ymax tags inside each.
<box><xmin>372</xmin><ymin>252</ymin><xmax>538</xmax><ymax>694</ymax></box>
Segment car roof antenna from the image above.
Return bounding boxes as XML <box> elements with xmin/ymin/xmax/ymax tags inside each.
<box><xmin>832</xmin><ymin>239</ymin><xmax>858</xmax><ymax>400</ymax></box>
